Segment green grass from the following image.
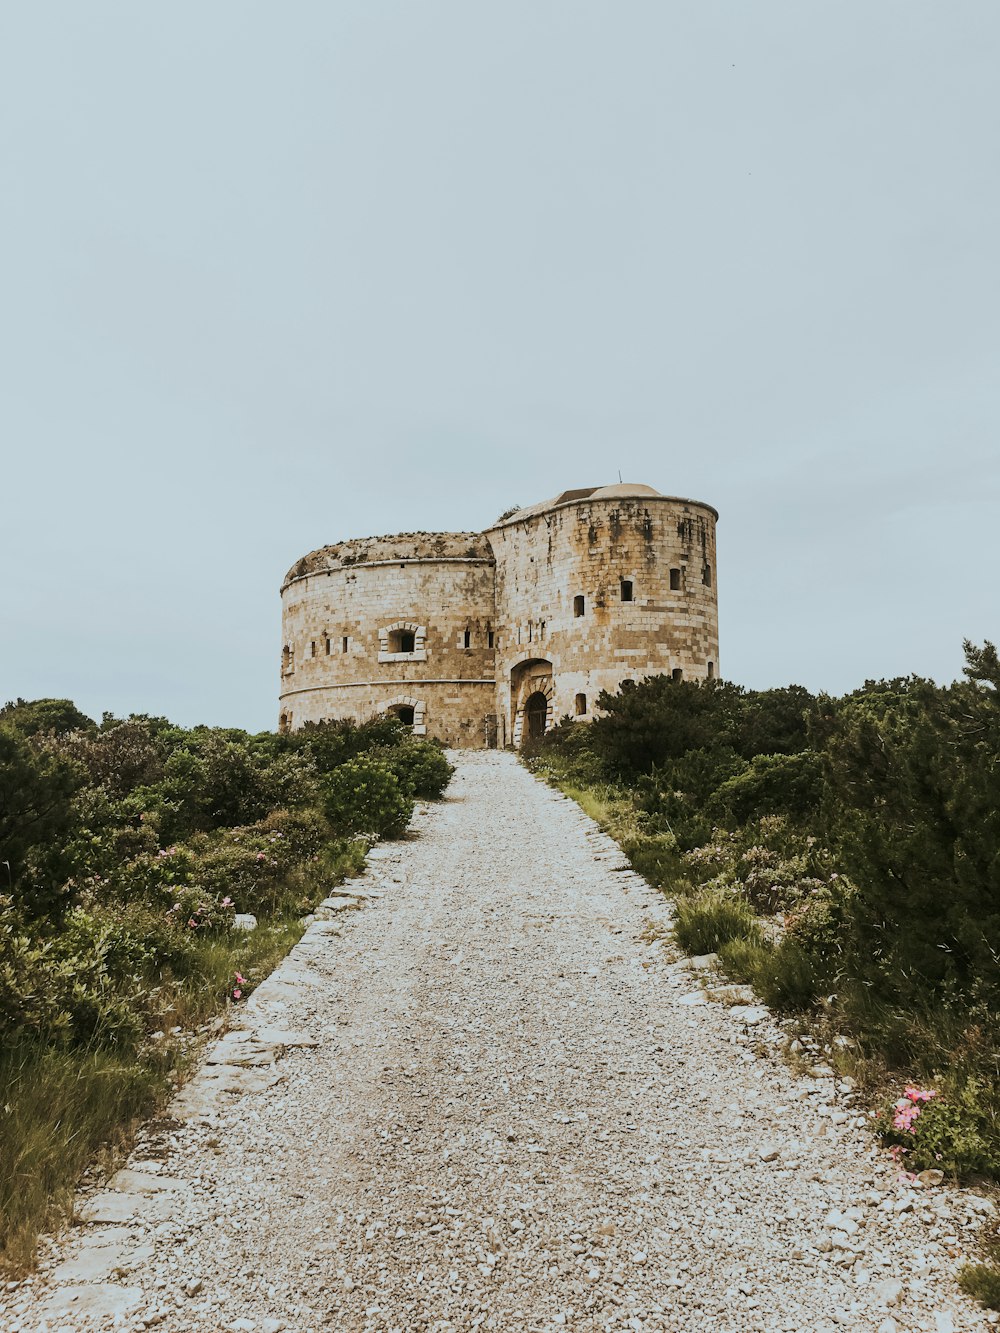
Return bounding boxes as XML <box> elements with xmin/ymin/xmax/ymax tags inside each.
<box><xmin>673</xmin><ymin>888</ymin><xmax>761</xmax><ymax>956</ymax></box>
<box><xmin>0</xmin><ymin>1042</ymin><xmax>163</xmax><ymax>1271</ymax></box>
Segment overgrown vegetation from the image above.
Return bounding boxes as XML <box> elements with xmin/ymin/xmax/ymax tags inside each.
<box><xmin>527</xmin><ymin>641</ymin><xmax>1000</xmax><ymax>1220</ymax></box>
<box><xmin>0</xmin><ymin>702</ymin><xmax>453</xmax><ymax>1269</ymax></box>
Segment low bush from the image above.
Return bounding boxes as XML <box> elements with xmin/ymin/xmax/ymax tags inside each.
<box><xmin>752</xmin><ymin>938</ymin><xmax>820</xmax><ymax>1011</ymax></box>
<box><xmin>321</xmin><ymin>757</ymin><xmax>414</xmax><ymax>839</ymax></box>
<box><xmin>878</xmin><ymin>1076</ymin><xmax>1000</xmax><ymax>1178</ymax></box>
<box><xmin>960</xmin><ymin>1264</ymin><xmax>1000</xmax><ymax>1310</ymax></box>
<box><xmin>377</xmin><ymin>739</ymin><xmax>454</xmax><ymax>800</ymax></box>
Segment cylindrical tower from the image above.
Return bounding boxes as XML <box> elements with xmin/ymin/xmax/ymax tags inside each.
<box><xmin>486</xmin><ymin>484</ymin><xmax>719</xmax><ymax>746</ymax></box>
<box><xmin>279</xmin><ymin>532</ymin><xmax>496</xmax><ymax>747</ymax></box>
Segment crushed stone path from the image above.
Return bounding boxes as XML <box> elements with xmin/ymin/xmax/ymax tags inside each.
<box><xmin>6</xmin><ymin>752</ymin><xmax>995</xmax><ymax>1333</ymax></box>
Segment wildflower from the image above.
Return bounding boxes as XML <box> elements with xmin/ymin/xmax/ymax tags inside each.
<box><xmin>256</xmin><ymin>852</ymin><xmax>266</xmax><ymax>862</ymax></box>
<box><xmin>232</xmin><ymin>989</ymin><xmax>242</xmax><ymax>1000</ymax></box>
<box><xmin>221</xmin><ymin>896</ymin><xmax>233</xmax><ymax>908</ymax></box>
<box><xmin>903</xmin><ymin>1086</ymin><xmax>936</xmax><ymax>1104</ymax></box>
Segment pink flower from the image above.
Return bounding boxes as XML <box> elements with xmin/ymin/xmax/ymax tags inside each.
<box><xmin>904</xmin><ymin>1086</ymin><xmax>936</xmax><ymax>1103</ymax></box>
<box><xmin>232</xmin><ymin>988</ymin><xmax>242</xmax><ymax>1000</ymax></box>
<box><xmin>256</xmin><ymin>851</ymin><xmax>266</xmax><ymax>862</ymax></box>
<box><xmin>221</xmin><ymin>896</ymin><xmax>233</xmax><ymax>908</ymax></box>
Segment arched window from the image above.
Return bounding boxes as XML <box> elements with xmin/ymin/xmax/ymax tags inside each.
<box><xmin>669</xmin><ymin>568</ymin><xmax>682</xmax><ymax>591</ymax></box>
<box><xmin>672</xmin><ymin>667</ymin><xmax>683</xmax><ymax>682</ymax></box>
<box><xmin>575</xmin><ymin>693</ymin><xmax>587</xmax><ymax>716</ymax></box>
<box><xmin>707</xmin><ymin>661</ymin><xmax>715</xmax><ymax>679</ymax></box>
<box><xmin>281</xmin><ymin>644</ymin><xmax>294</xmax><ymax>675</ymax></box>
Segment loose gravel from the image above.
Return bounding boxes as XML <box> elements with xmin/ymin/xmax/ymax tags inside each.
<box><xmin>5</xmin><ymin>751</ymin><xmax>996</xmax><ymax>1333</ymax></box>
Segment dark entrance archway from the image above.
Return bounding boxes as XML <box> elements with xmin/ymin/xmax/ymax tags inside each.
<box><xmin>525</xmin><ymin>691</ymin><xmax>549</xmax><ymax>740</ymax></box>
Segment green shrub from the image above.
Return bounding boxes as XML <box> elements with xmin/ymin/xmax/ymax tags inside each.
<box><xmin>622</xmin><ymin>833</ymin><xmax>680</xmax><ymax>888</ymax></box>
<box><xmin>376</xmin><ymin>740</ymin><xmax>454</xmax><ymax>800</ymax></box>
<box><xmin>0</xmin><ymin>903</ymin><xmax>146</xmax><ymax>1049</ymax></box>
<box><xmin>717</xmin><ymin>935</ymin><xmax>773</xmax><ymax>987</ymax></box>
<box><xmin>879</xmin><ymin>1075</ymin><xmax>1000</xmax><ymax>1178</ymax></box>
<box><xmin>753</xmin><ymin>938</ymin><xmax>820</xmax><ymax>1011</ymax></box>
<box><xmin>960</xmin><ymin>1260</ymin><xmax>1000</xmax><ymax>1310</ymax></box>
<box><xmin>321</xmin><ymin>758</ymin><xmax>414</xmax><ymax>839</ymax></box>
<box><xmin>709</xmin><ymin>750</ymin><xmax>825</xmax><ymax>826</ymax></box>
<box><xmin>673</xmin><ymin>889</ymin><xmax>761</xmax><ymax>956</ymax></box>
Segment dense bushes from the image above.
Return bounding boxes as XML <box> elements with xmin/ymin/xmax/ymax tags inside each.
<box><xmin>529</xmin><ymin>640</ymin><xmax>1000</xmax><ymax>1191</ymax></box>
<box><xmin>0</xmin><ymin>703</ymin><xmax>453</xmax><ymax>1268</ymax></box>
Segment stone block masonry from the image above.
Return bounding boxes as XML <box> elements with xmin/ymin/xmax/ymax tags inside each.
<box><xmin>278</xmin><ymin>483</ymin><xmax>720</xmax><ymax>746</ymax></box>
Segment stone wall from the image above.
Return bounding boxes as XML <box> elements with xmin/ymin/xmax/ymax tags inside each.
<box><xmin>279</xmin><ymin>533</ymin><xmax>497</xmax><ymax>748</ymax></box>
<box><xmin>487</xmin><ymin>487</ymin><xmax>719</xmax><ymax>746</ymax></box>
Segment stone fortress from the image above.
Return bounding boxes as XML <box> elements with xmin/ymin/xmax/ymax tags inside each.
<box><xmin>279</xmin><ymin>483</ymin><xmax>719</xmax><ymax>748</ymax></box>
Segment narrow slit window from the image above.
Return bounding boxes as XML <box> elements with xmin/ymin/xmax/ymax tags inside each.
<box><xmin>703</xmin><ymin>564</ymin><xmax>713</xmax><ymax>587</ymax></box>
<box><xmin>487</xmin><ymin>630</ymin><xmax>495</xmax><ymax>649</ymax></box>
<box><xmin>310</xmin><ymin>640</ymin><xmax>316</xmax><ymax>658</ymax></box>
<box><xmin>669</xmin><ymin>568</ymin><xmax>682</xmax><ymax>591</ymax></box>
<box><xmin>325</xmin><ymin>637</ymin><xmax>332</xmax><ymax>655</ymax></box>
<box><xmin>672</xmin><ymin>667</ymin><xmax>684</xmax><ymax>682</ymax></box>
<box><xmin>528</xmin><ymin>622</ymin><xmax>533</xmax><ymax>643</ymax></box>
<box><xmin>463</xmin><ymin>629</ymin><xmax>471</xmax><ymax>649</ymax></box>
<box><xmin>342</xmin><ymin>636</ymin><xmax>349</xmax><ymax>653</ymax></box>
<box><xmin>707</xmin><ymin>661</ymin><xmax>715</xmax><ymax>679</ymax></box>
<box><xmin>620</xmin><ymin>579</ymin><xmax>633</xmax><ymax>602</ymax></box>
<box><xmin>575</xmin><ymin>693</ymin><xmax>587</xmax><ymax>716</ymax></box>
<box><xmin>573</xmin><ymin>594</ymin><xmax>585</xmax><ymax>617</ymax></box>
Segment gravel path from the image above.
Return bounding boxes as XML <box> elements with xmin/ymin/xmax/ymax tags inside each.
<box><xmin>7</xmin><ymin>752</ymin><xmax>995</xmax><ymax>1333</ymax></box>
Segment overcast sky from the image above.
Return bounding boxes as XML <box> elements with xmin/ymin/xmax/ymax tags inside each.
<box><xmin>2</xmin><ymin>3</ymin><xmax>998</xmax><ymax>731</ymax></box>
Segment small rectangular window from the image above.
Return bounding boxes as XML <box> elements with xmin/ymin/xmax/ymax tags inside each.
<box><xmin>342</xmin><ymin>636</ymin><xmax>349</xmax><ymax>653</ymax></box>
<box><xmin>310</xmin><ymin>640</ymin><xmax>316</xmax><ymax>657</ymax></box>
<box><xmin>620</xmin><ymin>579</ymin><xmax>633</xmax><ymax>602</ymax></box>
<box><xmin>703</xmin><ymin>564</ymin><xmax>713</xmax><ymax>587</ymax></box>
<box><xmin>573</xmin><ymin>594</ymin><xmax>585</xmax><ymax>617</ymax></box>
<box><xmin>669</xmin><ymin>568</ymin><xmax>682</xmax><ymax>591</ymax></box>
<box><xmin>575</xmin><ymin>692</ymin><xmax>587</xmax><ymax>715</ymax></box>
<box><xmin>672</xmin><ymin>667</ymin><xmax>683</xmax><ymax>682</ymax></box>
<box><xmin>487</xmin><ymin>630</ymin><xmax>495</xmax><ymax>649</ymax></box>
<box><xmin>463</xmin><ymin>629</ymin><xmax>471</xmax><ymax>649</ymax></box>
<box><xmin>707</xmin><ymin>661</ymin><xmax>715</xmax><ymax>679</ymax></box>
<box><xmin>325</xmin><ymin>637</ymin><xmax>332</xmax><ymax>655</ymax></box>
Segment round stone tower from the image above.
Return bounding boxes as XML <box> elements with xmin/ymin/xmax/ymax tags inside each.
<box><xmin>279</xmin><ymin>531</ymin><xmax>497</xmax><ymax>746</ymax></box>
<box><xmin>485</xmin><ymin>485</ymin><xmax>719</xmax><ymax>747</ymax></box>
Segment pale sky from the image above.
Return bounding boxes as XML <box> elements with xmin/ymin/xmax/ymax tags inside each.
<box><xmin>2</xmin><ymin>3</ymin><xmax>998</xmax><ymax>730</ymax></box>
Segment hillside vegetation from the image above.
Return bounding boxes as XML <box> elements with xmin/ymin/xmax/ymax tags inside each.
<box><xmin>527</xmin><ymin>642</ymin><xmax>1000</xmax><ymax>1198</ymax></box>
<box><xmin>0</xmin><ymin>701</ymin><xmax>452</xmax><ymax>1269</ymax></box>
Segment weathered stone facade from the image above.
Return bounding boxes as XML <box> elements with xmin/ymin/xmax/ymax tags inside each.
<box><xmin>279</xmin><ymin>484</ymin><xmax>719</xmax><ymax>747</ymax></box>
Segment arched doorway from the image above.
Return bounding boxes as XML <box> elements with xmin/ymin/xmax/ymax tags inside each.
<box><xmin>510</xmin><ymin>658</ymin><xmax>554</xmax><ymax>747</ymax></box>
<box><xmin>525</xmin><ymin>691</ymin><xmax>549</xmax><ymax>740</ymax></box>
<box><xmin>391</xmin><ymin>704</ymin><xmax>415</xmax><ymax>726</ymax></box>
